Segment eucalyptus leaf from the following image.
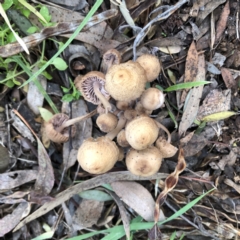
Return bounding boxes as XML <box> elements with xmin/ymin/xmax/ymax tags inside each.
<box><xmin>79</xmin><ymin>190</ymin><xmax>113</xmax><ymax>202</ymax></box>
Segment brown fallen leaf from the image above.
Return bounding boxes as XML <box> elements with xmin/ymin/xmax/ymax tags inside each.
<box><xmin>215</xmin><ymin>1</ymin><xmax>230</xmax><ymax>42</ymax></box>
<box><xmin>180</xmin><ymin>41</ymin><xmax>198</xmax><ymax>104</ymax></box>
<box><xmin>196</xmin><ymin>89</ymin><xmax>231</xmax><ymax>121</ymax></box>
<box><xmin>0</xmin><ymin>202</ymin><xmax>30</xmax><ymax>237</ymax></box>
<box><xmin>221</xmin><ymin>67</ymin><xmax>238</xmax><ymax>92</ymax></box>
<box><xmin>12</xmin><ymin>109</ymin><xmax>54</xmax><ymax>196</ymax></box>
<box><xmin>111</xmin><ymin>181</ymin><xmax>165</xmax><ymax>222</ymax></box>
<box><xmin>72</xmin><ymin>199</ymin><xmax>104</xmax><ymax>230</ymax></box>
<box><xmin>179</xmin><ymin>54</ymin><xmax>205</xmax><ymax>136</ymax></box>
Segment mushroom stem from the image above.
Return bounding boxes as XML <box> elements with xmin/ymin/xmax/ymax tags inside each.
<box><xmin>154</xmin><ymin>120</ymin><xmax>171</xmax><ymax>143</ymax></box>
<box><xmin>106</xmin><ymin>112</ymin><xmax>127</xmax><ymax>140</ymax></box>
<box><xmin>93</xmin><ymin>81</ymin><xmax>112</xmax><ymax>113</ymax></box>
<box><xmin>56</xmin><ymin>109</ymin><xmax>97</xmax><ymax>133</ymax></box>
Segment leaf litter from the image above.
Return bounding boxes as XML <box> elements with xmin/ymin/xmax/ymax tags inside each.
<box><xmin>0</xmin><ymin>0</ymin><xmax>240</xmax><ymax>239</ymax></box>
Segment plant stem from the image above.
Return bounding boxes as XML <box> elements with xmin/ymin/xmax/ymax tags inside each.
<box><xmin>56</xmin><ymin>109</ymin><xmax>97</xmax><ymax>133</ymax></box>
<box><xmin>93</xmin><ymin>81</ymin><xmax>112</xmax><ymax>113</ymax></box>
<box><xmin>154</xmin><ymin>120</ymin><xmax>171</xmax><ymax>143</ymax></box>
<box><xmin>106</xmin><ymin>112</ymin><xmax>126</xmax><ymax>140</ymax></box>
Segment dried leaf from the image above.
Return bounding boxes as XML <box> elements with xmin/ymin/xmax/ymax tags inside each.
<box><xmin>34</xmin><ymin>138</ymin><xmax>55</xmax><ymax>195</ymax></box>
<box><xmin>72</xmin><ymin>199</ymin><xmax>104</xmax><ymax>229</ymax></box>
<box><xmin>12</xmin><ymin>109</ymin><xmax>54</xmax><ymax>196</ymax></box>
<box><xmin>221</xmin><ymin>67</ymin><xmax>238</xmax><ymax>91</ymax></box>
<box><xmin>179</xmin><ymin>54</ymin><xmax>205</xmax><ymax>135</ymax></box>
<box><xmin>27</xmin><ymin>68</ymin><xmax>47</xmax><ymax>115</ymax></box>
<box><xmin>0</xmin><ymin>10</ymin><xmax>118</xmax><ymax>58</ymax></box>
<box><xmin>0</xmin><ymin>145</ymin><xmax>10</xmax><ymax>173</ymax></box>
<box><xmin>111</xmin><ymin>181</ymin><xmax>165</xmax><ymax>222</ymax></box>
<box><xmin>0</xmin><ymin>170</ymin><xmax>38</xmax><ymax>190</ymax></box>
<box><xmin>197</xmin><ymin>0</ymin><xmax>226</xmax><ymax>24</ymax></box>
<box><xmin>197</xmin><ymin>89</ymin><xmax>231</xmax><ymax>121</ymax></box>
<box><xmin>62</xmin><ymin>100</ymin><xmax>93</xmax><ymax>170</ymax></box>
<box><xmin>154</xmin><ymin>149</ymin><xmax>186</xmax><ymax>222</ymax></box>
<box><xmin>0</xmin><ymin>202</ymin><xmax>30</xmax><ymax>237</ymax></box>
<box><xmin>14</xmin><ymin>172</ymin><xmax>168</xmax><ymax>231</ymax></box>
<box><xmin>184</xmin><ymin>41</ymin><xmax>198</xmax><ymax>83</ymax></box>
<box><xmin>215</xmin><ymin>1</ymin><xmax>230</xmax><ymax>42</ymax></box>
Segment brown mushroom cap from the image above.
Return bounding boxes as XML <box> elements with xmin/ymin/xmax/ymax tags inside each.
<box><xmin>77</xmin><ymin>137</ymin><xmax>119</xmax><ymax>174</ymax></box>
<box><xmin>126</xmin><ymin>146</ymin><xmax>162</xmax><ymax>176</ymax></box>
<box><xmin>105</xmin><ymin>61</ymin><xmax>147</xmax><ymax>102</ymax></box>
<box><xmin>136</xmin><ymin>54</ymin><xmax>161</xmax><ymax>82</ymax></box>
<box><xmin>140</xmin><ymin>88</ymin><xmax>165</xmax><ymax>111</ymax></box>
<box><xmin>45</xmin><ymin>113</ymin><xmax>76</xmax><ymax>143</ymax></box>
<box><xmin>125</xmin><ymin>115</ymin><xmax>159</xmax><ymax>150</ymax></box>
<box><xmin>75</xmin><ymin>71</ymin><xmax>111</xmax><ymax>112</ymax></box>
<box><xmin>155</xmin><ymin>137</ymin><xmax>178</xmax><ymax>158</ymax></box>
<box><xmin>117</xmin><ymin>129</ymin><xmax>130</xmax><ymax>147</ymax></box>
<box><xmin>96</xmin><ymin>112</ymin><xmax>118</xmax><ymax>133</ymax></box>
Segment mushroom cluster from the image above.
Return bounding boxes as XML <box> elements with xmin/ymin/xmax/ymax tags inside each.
<box><xmin>44</xmin><ymin>50</ymin><xmax>178</xmax><ymax>176</ymax></box>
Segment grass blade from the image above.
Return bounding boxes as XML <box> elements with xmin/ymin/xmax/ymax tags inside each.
<box><xmin>163</xmin><ymin>81</ymin><xmax>210</xmax><ymax>92</ymax></box>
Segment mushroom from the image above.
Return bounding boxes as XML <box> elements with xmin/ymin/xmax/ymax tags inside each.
<box><xmin>136</xmin><ymin>54</ymin><xmax>162</xmax><ymax>82</ymax></box>
<box><xmin>102</xmin><ymin>49</ymin><xmax>121</xmax><ymax>72</ymax></box>
<box><xmin>105</xmin><ymin>61</ymin><xmax>147</xmax><ymax>102</ymax></box>
<box><xmin>77</xmin><ymin>112</ymin><xmax>127</xmax><ymax>174</ymax></box>
<box><xmin>140</xmin><ymin>88</ymin><xmax>165</xmax><ymax>111</ymax></box>
<box><xmin>117</xmin><ymin>129</ymin><xmax>130</xmax><ymax>147</ymax></box>
<box><xmin>126</xmin><ymin>146</ymin><xmax>162</xmax><ymax>176</ymax></box>
<box><xmin>77</xmin><ymin>136</ymin><xmax>119</xmax><ymax>174</ymax></box>
<box><xmin>125</xmin><ymin>115</ymin><xmax>159</xmax><ymax>150</ymax></box>
<box><xmin>155</xmin><ymin>137</ymin><xmax>178</xmax><ymax>158</ymax></box>
<box><xmin>96</xmin><ymin>112</ymin><xmax>118</xmax><ymax>133</ymax></box>
<box><xmin>125</xmin><ymin>115</ymin><xmax>172</xmax><ymax>150</ymax></box>
<box><xmin>45</xmin><ymin>110</ymin><xmax>97</xmax><ymax>143</ymax></box>
<box><xmin>74</xmin><ymin>71</ymin><xmax>112</xmax><ymax>113</ymax></box>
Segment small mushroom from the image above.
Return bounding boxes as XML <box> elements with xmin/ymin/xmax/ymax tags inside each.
<box><xmin>77</xmin><ymin>112</ymin><xmax>127</xmax><ymax>174</ymax></box>
<box><xmin>105</xmin><ymin>61</ymin><xmax>147</xmax><ymax>102</ymax></box>
<box><xmin>96</xmin><ymin>112</ymin><xmax>118</xmax><ymax>133</ymax></box>
<box><xmin>77</xmin><ymin>136</ymin><xmax>119</xmax><ymax>174</ymax></box>
<box><xmin>75</xmin><ymin>71</ymin><xmax>112</xmax><ymax>113</ymax></box>
<box><xmin>117</xmin><ymin>129</ymin><xmax>130</xmax><ymax>147</ymax></box>
<box><xmin>155</xmin><ymin>137</ymin><xmax>178</xmax><ymax>158</ymax></box>
<box><xmin>136</xmin><ymin>54</ymin><xmax>162</xmax><ymax>82</ymax></box>
<box><xmin>140</xmin><ymin>88</ymin><xmax>165</xmax><ymax>111</ymax></box>
<box><xmin>45</xmin><ymin>110</ymin><xmax>97</xmax><ymax>143</ymax></box>
<box><xmin>102</xmin><ymin>49</ymin><xmax>121</xmax><ymax>73</ymax></box>
<box><xmin>125</xmin><ymin>115</ymin><xmax>159</xmax><ymax>150</ymax></box>
<box><xmin>126</xmin><ymin>146</ymin><xmax>162</xmax><ymax>176</ymax></box>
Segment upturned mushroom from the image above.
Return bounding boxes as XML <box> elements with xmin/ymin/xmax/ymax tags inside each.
<box><xmin>126</xmin><ymin>146</ymin><xmax>162</xmax><ymax>176</ymax></box>
<box><xmin>74</xmin><ymin>71</ymin><xmax>112</xmax><ymax>113</ymax></box>
<box><xmin>136</xmin><ymin>54</ymin><xmax>162</xmax><ymax>82</ymax></box>
<box><xmin>155</xmin><ymin>137</ymin><xmax>178</xmax><ymax>158</ymax></box>
<box><xmin>102</xmin><ymin>49</ymin><xmax>121</xmax><ymax>72</ymax></box>
<box><xmin>45</xmin><ymin>110</ymin><xmax>97</xmax><ymax>143</ymax></box>
<box><xmin>77</xmin><ymin>112</ymin><xmax>127</xmax><ymax>174</ymax></box>
<box><xmin>105</xmin><ymin>61</ymin><xmax>147</xmax><ymax>102</ymax></box>
<box><xmin>140</xmin><ymin>88</ymin><xmax>165</xmax><ymax>111</ymax></box>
